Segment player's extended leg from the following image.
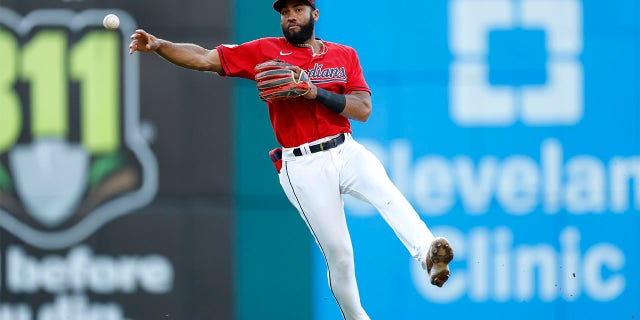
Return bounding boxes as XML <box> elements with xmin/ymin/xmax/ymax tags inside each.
<box><xmin>279</xmin><ymin>152</ymin><xmax>371</xmax><ymax>320</ymax></box>
<box><xmin>339</xmin><ymin>137</ymin><xmax>453</xmax><ymax>286</ymax></box>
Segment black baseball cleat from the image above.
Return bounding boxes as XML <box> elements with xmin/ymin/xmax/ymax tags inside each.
<box><xmin>426</xmin><ymin>237</ymin><xmax>454</xmax><ymax>287</ymax></box>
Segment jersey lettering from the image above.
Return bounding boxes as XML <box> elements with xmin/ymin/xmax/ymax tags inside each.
<box><xmin>307</xmin><ymin>63</ymin><xmax>347</xmax><ymax>83</ymax></box>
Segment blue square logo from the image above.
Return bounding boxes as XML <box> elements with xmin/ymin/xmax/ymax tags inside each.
<box><xmin>488</xmin><ymin>28</ymin><xmax>547</xmax><ymax>86</ymax></box>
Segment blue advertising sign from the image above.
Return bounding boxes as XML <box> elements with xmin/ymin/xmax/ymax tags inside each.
<box><xmin>314</xmin><ymin>0</ymin><xmax>639</xmax><ymax>319</ymax></box>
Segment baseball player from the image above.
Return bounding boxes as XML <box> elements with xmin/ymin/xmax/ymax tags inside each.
<box><xmin>129</xmin><ymin>0</ymin><xmax>453</xmax><ymax>319</ymax></box>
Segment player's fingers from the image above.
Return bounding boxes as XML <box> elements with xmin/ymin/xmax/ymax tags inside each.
<box><xmin>131</xmin><ymin>29</ymin><xmax>146</xmax><ymax>38</ymax></box>
<box><xmin>129</xmin><ymin>40</ymin><xmax>139</xmax><ymax>54</ymax></box>
<box><xmin>129</xmin><ymin>30</ymin><xmax>155</xmax><ymax>53</ymax></box>
<box><xmin>287</xmin><ymin>66</ymin><xmax>302</xmax><ymax>76</ymax></box>
<box><xmin>287</xmin><ymin>66</ymin><xmax>303</xmax><ymax>78</ymax></box>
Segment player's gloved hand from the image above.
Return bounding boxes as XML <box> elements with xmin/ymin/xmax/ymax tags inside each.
<box><xmin>254</xmin><ymin>60</ymin><xmax>311</xmax><ymax>102</ymax></box>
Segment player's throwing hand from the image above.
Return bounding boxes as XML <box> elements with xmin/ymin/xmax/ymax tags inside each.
<box><xmin>129</xmin><ymin>29</ymin><xmax>160</xmax><ymax>54</ymax></box>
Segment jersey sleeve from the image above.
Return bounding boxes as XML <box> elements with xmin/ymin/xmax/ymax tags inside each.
<box><xmin>215</xmin><ymin>39</ymin><xmax>263</xmax><ymax>80</ymax></box>
<box><xmin>346</xmin><ymin>47</ymin><xmax>371</xmax><ymax>95</ymax></box>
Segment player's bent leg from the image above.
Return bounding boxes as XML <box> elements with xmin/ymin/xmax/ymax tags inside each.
<box><xmin>339</xmin><ymin>139</ymin><xmax>432</xmax><ymax>261</ymax></box>
<box><xmin>339</xmin><ymin>138</ymin><xmax>454</xmax><ymax>287</ymax></box>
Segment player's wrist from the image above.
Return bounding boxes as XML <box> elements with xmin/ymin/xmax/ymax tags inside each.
<box><xmin>303</xmin><ymin>85</ymin><xmax>318</xmax><ymax>100</ymax></box>
<box><xmin>153</xmin><ymin>38</ymin><xmax>166</xmax><ymax>51</ymax></box>
<box><xmin>315</xmin><ymin>87</ymin><xmax>346</xmax><ymax>114</ymax></box>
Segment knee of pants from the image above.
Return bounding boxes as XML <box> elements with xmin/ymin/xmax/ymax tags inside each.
<box><xmin>325</xmin><ymin>248</ymin><xmax>355</xmax><ymax>273</ymax></box>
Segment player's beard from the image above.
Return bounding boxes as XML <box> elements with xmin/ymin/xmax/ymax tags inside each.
<box><xmin>282</xmin><ymin>13</ymin><xmax>315</xmax><ymax>45</ymax></box>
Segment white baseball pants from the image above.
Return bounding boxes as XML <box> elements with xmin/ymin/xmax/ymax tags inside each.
<box><xmin>278</xmin><ymin>134</ymin><xmax>435</xmax><ymax>320</ymax></box>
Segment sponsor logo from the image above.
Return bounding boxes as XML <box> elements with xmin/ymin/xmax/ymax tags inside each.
<box><xmin>0</xmin><ymin>8</ymin><xmax>158</xmax><ymax>249</ymax></box>
<box><xmin>449</xmin><ymin>0</ymin><xmax>583</xmax><ymax>126</ymax></box>
<box><xmin>279</xmin><ymin>50</ymin><xmax>293</xmax><ymax>55</ymax></box>
<box><xmin>0</xmin><ymin>244</ymin><xmax>174</xmax><ymax>319</ymax></box>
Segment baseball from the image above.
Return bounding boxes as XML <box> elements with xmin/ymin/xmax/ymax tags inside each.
<box><xmin>103</xmin><ymin>14</ymin><xmax>120</xmax><ymax>30</ymax></box>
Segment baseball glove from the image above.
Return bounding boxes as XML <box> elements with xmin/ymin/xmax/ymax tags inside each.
<box><xmin>254</xmin><ymin>60</ymin><xmax>311</xmax><ymax>102</ymax></box>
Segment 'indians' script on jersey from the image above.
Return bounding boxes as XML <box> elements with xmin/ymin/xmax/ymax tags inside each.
<box><xmin>307</xmin><ymin>63</ymin><xmax>347</xmax><ymax>84</ymax></box>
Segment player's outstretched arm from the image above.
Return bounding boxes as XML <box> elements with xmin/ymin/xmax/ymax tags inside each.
<box><xmin>129</xmin><ymin>29</ymin><xmax>223</xmax><ymax>74</ymax></box>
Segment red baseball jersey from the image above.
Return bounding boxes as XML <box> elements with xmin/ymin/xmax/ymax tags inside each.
<box><xmin>216</xmin><ymin>37</ymin><xmax>371</xmax><ymax>148</ymax></box>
